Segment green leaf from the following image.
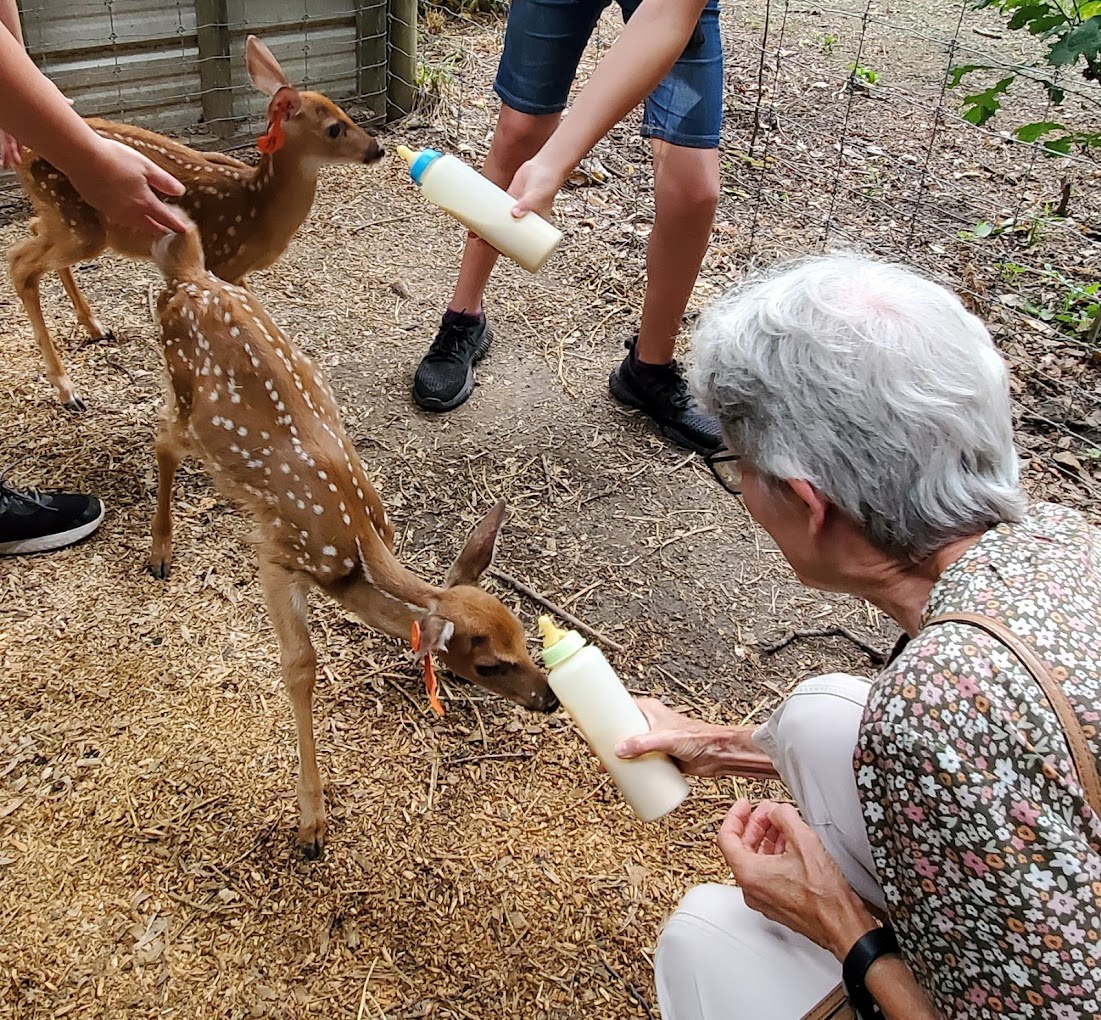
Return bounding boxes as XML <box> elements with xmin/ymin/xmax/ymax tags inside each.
<box><xmin>1015</xmin><ymin>120</ymin><xmax>1065</xmax><ymax>140</ymax></box>
<box><xmin>1042</xmin><ymin>80</ymin><xmax>1067</xmax><ymax>103</ymax></box>
<box><xmin>1041</xmin><ymin>135</ymin><xmax>1073</xmax><ymax>154</ymax></box>
<box><xmin>960</xmin><ymin>77</ymin><xmax>1014</xmax><ymax>124</ymax></box>
<box><xmin>1047</xmin><ymin>17</ymin><xmax>1101</xmax><ymax>66</ymax></box>
<box><xmin>1027</xmin><ymin>11</ymin><xmax>1073</xmax><ymax>32</ymax></box>
<box><xmin>947</xmin><ymin>63</ymin><xmax>991</xmax><ymax>87</ymax></box>
<box><xmin>1007</xmin><ymin>4</ymin><xmax>1056</xmax><ymax>29</ymax></box>
<box><xmin>973</xmin><ymin>220</ymin><xmax>995</xmax><ymax>237</ymax></box>
<box><xmin>1078</xmin><ymin>1</ymin><xmax>1101</xmax><ymax>19</ymax></box>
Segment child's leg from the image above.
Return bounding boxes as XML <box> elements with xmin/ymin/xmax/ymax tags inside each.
<box><xmin>633</xmin><ymin>0</ymin><xmax>723</xmax><ymax>364</ymax></box>
<box><xmin>449</xmin><ymin>0</ymin><xmax>611</xmax><ymax>315</ymax></box>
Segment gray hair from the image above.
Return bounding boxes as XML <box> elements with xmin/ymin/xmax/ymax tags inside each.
<box><xmin>689</xmin><ymin>253</ymin><xmax>1026</xmax><ymax>559</ymax></box>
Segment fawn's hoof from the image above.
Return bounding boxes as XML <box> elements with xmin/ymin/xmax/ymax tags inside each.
<box><xmin>300</xmin><ymin>838</ymin><xmax>324</xmax><ymax>861</ymax></box>
<box><xmin>298</xmin><ymin>820</ymin><xmax>326</xmax><ymax>860</ymax></box>
<box><xmin>63</xmin><ymin>394</ymin><xmax>87</xmax><ymax>413</ymax></box>
<box><xmin>146</xmin><ymin>559</ymin><xmax>171</xmax><ymax>580</ymax></box>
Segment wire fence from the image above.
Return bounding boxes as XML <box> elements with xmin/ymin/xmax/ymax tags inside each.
<box><xmin>5</xmin><ymin>0</ymin><xmax>405</xmax><ymax>158</ymax></box>
<box><xmin>412</xmin><ymin>0</ymin><xmax>1100</xmax><ymax>517</ymax></box>
<box><xmin>2</xmin><ymin>0</ymin><xmax>1099</xmax><ymax>515</ymax></box>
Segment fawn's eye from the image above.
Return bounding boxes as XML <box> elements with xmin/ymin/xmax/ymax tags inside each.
<box><xmin>475</xmin><ymin>662</ymin><xmax>511</xmax><ymax>679</ymax></box>
<box><xmin>327</xmin><ymin>122</ymin><xmax>343</xmax><ymax>139</ymax></box>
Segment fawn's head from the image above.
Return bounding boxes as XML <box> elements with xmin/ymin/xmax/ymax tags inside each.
<box><xmin>413</xmin><ymin>502</ymin><xmax>558</xmax><ymax>714</ymax></box>
<box><xmin>245</xmin><ymin>35</ymin><xmax>384</xmax><ymax>166</ymax></box>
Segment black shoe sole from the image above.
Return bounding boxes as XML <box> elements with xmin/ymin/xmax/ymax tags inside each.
<box><xmin>608</xmin><ymin>367</ymin><xmax>719</xmax><ymax>457</ymax></box>
<box><xmin>413</xmin><ymin>323</ymin><xmax>494</xmax><ymax>413</ymax></box>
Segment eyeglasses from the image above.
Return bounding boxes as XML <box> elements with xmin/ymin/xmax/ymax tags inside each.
<box><xmin>705</xmin><ymin>448</ymin><xmax>743</xmax><ymax>496</ymax></box>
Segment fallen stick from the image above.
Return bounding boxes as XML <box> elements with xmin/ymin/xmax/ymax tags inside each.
<box><xmin>488</xmin><ymin>568</ymin><xmax>627</xmax><ymax>653</ymax></box>
<box><xmin>758</xmin><ymin>626</ymin><xmax>891</xmax><ymax>665</ymax></box>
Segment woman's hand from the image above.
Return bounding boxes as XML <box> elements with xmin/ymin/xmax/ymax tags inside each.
<box><xmin>67</xmin><ymin>136</ymin><xmax>190</xmax><ymax>235</ymax></box>
<box><xmin>615</xmin><ymin>698</ymin><xmax>779</xmax><ymax>780</ymax></box>
<box><xmin>719</xmin><ymin>799</ymin><xmax>877</xmax><ymax>958</ymax></box>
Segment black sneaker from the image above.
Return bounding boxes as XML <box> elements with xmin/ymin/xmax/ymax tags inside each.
<box><xmin>0</xmin><ymin>472</ymin><xmax>105</xmax><ymax>556</ymax></box>
<box><xmin>413</xmin><ymin>310</ymin><xmax>494</xmax><ymax>412</ymax></box>
<box><xmin>608</xmin><ymin>337</ymin><xmax>722</xmax><ymax>455</ymax></box>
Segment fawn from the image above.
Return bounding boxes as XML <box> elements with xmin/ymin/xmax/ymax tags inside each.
<box><xmin>149</xmin><ymin>217</ymin><xmax>557</xmax><ymax>858</ymax></box>
<box><xmin>8</xmin><ymin>35</ymin><xmax>384</xmax><ymax>412</ymax></box>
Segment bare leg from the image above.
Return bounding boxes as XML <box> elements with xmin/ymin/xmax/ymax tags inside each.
<box><xmin>258</xmin><ymin>558</ymin><xmax>326</xmax><ymax>859</ymax></box>
<box><xmin>448</xmin><ymin>105</ymin><xmax>560</xmax><ymax>315</ymax></box>
<box><xmin>635</xmin><ymin>140</ymin><xmax>720</xmax><ymax>364</ymax></box>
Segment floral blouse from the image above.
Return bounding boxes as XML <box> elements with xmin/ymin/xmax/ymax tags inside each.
<box><xmin>856</xmin><ymin>503</ymin><xmax>1101</xmax><ymax>1019</ymax></box>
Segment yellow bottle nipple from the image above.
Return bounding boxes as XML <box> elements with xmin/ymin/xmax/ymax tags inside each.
<box><xmin>396</xmin><ymin>145</ymin><xmax>415</xmax><ymax>166</ymax></box>
<box><xmin>538</xmin><ymin>615</ymin><xmax>569</xmax><ymax>649</ymax></box>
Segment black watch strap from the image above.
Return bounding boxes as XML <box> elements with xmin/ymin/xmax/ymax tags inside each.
<box><xmin>842</xmin><ymin>925</ymin><xmax>901</xmax><ymax>1020</ymax></box>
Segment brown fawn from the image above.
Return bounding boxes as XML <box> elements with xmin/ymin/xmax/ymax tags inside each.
<box><xmin>149</xmin><ymin>216</ymin><xmax>557</xmax><ymax>858</ymax></box>
<box><xmin>8</xmin><ymin>35</ymin><xmax>384</xmax><ymax>412</ymax></box>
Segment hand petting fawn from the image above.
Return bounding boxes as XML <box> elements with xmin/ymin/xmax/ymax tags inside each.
<box><xmin>149</xmin><ymin>216</ymin><xmax>557</xmax><ymax>859</ymax></box>
<box><xmin>8</xmin><ymin>35</ymin><xmax>384</xmax><ymax>412</ymax></box>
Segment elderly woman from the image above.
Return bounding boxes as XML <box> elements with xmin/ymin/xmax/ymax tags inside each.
<box><xmin>617</xmin><ymin>254</ymin><xmax>1101</xmax><ymax>1019</ymax></box>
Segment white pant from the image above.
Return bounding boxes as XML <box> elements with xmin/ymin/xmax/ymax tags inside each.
<box><xmin>655</xmin><ymin>674</ymin><xmax>880</xmax><ymax>1020</ymax></box>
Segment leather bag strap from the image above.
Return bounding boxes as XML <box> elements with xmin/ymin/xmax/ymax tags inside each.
<box><xmin>925</xmin><ymin>611</ymin><xmax>1101</xmax><ymax>818</ymax></box>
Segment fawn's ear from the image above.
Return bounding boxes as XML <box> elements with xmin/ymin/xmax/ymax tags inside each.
<box><xmin>445</xmin><ymin>500</ymin><xmax>505</xmax><ymax>588</ymax></box>
<box><xmin>413</xmin><ymin>613</ymin><xmax>455</xmax><ymax>661</ymax></box>
<box><xmin>267</xmin><ymin>85</ymin><xmax>303</xmax><ymax>122</ymax></box>
<box><xmin>245</xmin><ymin>35</ymin><xmax>294</xmax><ymax>96</ymax></box>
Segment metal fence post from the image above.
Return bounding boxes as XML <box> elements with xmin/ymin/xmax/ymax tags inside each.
<box><xmin>195</xmin><ymin>0</ymin><xmax>235</xmax><ymax>138</ymax></box>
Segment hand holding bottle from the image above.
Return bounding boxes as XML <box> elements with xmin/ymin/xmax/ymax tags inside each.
<box><xmin>617</xmin><ymin>698</ymin><xmax>781</xmax><ymax>781</ymax></box>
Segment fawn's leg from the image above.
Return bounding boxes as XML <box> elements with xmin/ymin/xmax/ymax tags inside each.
<box><xmin>58</xmin><ymin>266</ymin><xmax>111</xmax><ymax>342</ymax></box>
<box><xmin>258</xmin><ymin>557</ymin><xmax>326</xmax><ymax>859</ymax></box>
<box><xmin>7</xmin><ymin>216</ymin><xmax>106</xmax><ymax>412</ymax></box>
<box><xmin>147</xmin><ymin>420</ymin><xmax>183</xmax><ymax>578</ymax></box>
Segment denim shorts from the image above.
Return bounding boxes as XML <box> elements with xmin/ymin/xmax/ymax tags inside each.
<box><xmin>493</xmin><ymin>0</ymin><xmax>723</xmax><ymax>149</ymax></box>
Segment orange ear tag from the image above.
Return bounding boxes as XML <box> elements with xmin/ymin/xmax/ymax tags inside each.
<box><xmin>257</xmin><ymin>90</ymin><xmax>296</xmax><ymax>154</ymax></box>
<box><xmin>411</xmin><ymin>620</ymin><xmax>445</xmax><ymax>717</ymax></box>
<box><xmin>257</xmin><ymin>116</ymin><xmax>286</xmax><ymax>154</ymax></box>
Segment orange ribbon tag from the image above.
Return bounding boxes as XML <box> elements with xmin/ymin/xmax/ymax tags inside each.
<box><xmin>411</xmin><ymin>620</ymin><xmax>445</xmax><ymax>717</ymax></box>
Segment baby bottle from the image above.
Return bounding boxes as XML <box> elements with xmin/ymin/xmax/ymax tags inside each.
<box><xmin>539</xmin><ymin>616</ymin><xmax>689</xmax><ymax>822</ymax></box>
<box><xmin>396</xmin><ymin>145</ymin><xmax>563</xmax><ymax>273</ymax></box>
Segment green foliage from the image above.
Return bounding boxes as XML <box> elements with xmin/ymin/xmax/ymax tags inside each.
<box><xmin>1003</xmin><ymin>262</ymin><xmax>1101</xmax><ymax>340</ymax></box>
<box><xmin>846</xmin><ymin>62</ymin><xmax>881</xmax><ymax>86</ymax></box>
<box><xmin>950</xmin><ymin>0</ymin><xmax>1101</xmax><ymax>156</ymax></box>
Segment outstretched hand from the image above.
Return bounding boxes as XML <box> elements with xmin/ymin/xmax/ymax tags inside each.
<box><xmin>718</xmin><ymin>799</ymin><xmax>877</xmax><ymax>958</ymax></box>
<box><xmin>615</xmin><ymin>698</ymin><xmax>778</xmax><ymax>779</ymax></box>
<box><xmin>68</xmin><ymin>137</ymin><xmax>190</xmax><ymax>235</ymax></box>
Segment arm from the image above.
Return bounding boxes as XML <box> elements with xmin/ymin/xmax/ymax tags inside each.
<box><xmin>721</xmin><ymin>800</ymin><xmax>941</xmax><ymax>1020</ymax></box>
<box><xmin>616</xmin><ymin>698</ymin><xmax>780</xmax><ymax>779</ymax></box>
<box><xmin>508</xmin><ymin>0</ymin><xmax>708</xmax><ymax>216</ymax></box>
<box><xmin>0</xmin><ymin>17</ymin><xmax>188</xmax><ymax>232</ymax></box>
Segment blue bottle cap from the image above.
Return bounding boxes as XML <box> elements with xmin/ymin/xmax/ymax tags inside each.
<box><xmin>409</xmin><ymin>148</ymin><xmax>442</xmax><ymax>184</ymax></box>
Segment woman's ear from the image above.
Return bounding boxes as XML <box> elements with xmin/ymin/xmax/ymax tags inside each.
<box><xmin>785</xmin><ymin>478</ymin><xmax>830</xmax><ymax>536</ymax></box>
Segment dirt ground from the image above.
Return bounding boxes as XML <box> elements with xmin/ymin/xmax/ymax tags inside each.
<box><xmin>1</xmin><ymin>1</ymin><xmax>1099</xmax><ymax>1018</ymax></box>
